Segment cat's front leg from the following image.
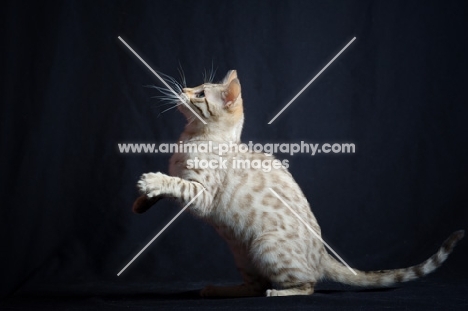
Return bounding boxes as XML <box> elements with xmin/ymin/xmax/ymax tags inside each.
<box><xmin>132</xmin><ymin>172</ymin><xmax>167</xmax><ymax>214</ymax></box>
<box><xmin>136</xmin><ymin>172</ymin><xmax>213</xmax><ymax>216</ymax></box>
<box><xmin>137</xmin><ymin>172</ymin><xmax>166</xmax><ymax>198</ymax></box>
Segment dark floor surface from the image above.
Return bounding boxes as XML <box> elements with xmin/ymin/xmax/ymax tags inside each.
<box><xmin>2</xmin><ymin>277</ymin><xmax>467</xmax><ymax>310</ymax></box>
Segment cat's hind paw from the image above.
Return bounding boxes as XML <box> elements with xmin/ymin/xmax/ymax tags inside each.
<box><xmin>266</xmin><ymin>289</ymin><xmax>279</xmax><ymax>297</ymax></box>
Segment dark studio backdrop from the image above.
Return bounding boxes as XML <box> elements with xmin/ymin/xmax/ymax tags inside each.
<box><xmin>1</xmin><ymin>0</ymin><xmax>467</xmax><ymax>309</ymax></box>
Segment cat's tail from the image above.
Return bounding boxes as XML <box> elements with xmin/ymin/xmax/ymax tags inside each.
<box><xmin>322</xmin><ymin>230</ymin><xmax>464</xmax><ymax>287</ymax></box>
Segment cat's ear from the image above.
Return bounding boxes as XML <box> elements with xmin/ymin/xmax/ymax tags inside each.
<box><xmin>223</xmin><ymin>70</ymin><xmax>238</xmax><ymax>85</ymax></box>
<box><xmin>224</xmin><ymin>78</ymin><xmax>241</xmax><ymax>109</ymax></box>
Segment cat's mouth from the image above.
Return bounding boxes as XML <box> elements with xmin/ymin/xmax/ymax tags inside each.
<box><xmin>179</xmin><ymin>92</ymin><xmax>189</xmax><ymax>103</ymax></box>
<box><xmin>179</xmin><ymin>93</ymin><xmax>191</xmax><ymax>106</ymax></box>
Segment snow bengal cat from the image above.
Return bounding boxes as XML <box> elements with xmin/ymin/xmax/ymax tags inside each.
<box><xmin>132</xmin><ymin>70</ymin><xmax>464</xmax><ymax>297</ymax></box>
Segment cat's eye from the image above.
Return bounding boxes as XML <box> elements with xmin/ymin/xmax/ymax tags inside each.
<box><xmin>196</xmin><ymin>91</ymin><xmax>205</xmax><ymax>98</ymax></box>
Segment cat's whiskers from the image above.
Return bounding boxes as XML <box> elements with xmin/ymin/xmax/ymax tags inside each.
<box><xmin>157</xmin><ymin>71</ymin><xmax>183</xmax><ymax>93</ymax></box>
<box><xmin>202</xmin><ymin>69</ymin><xmax>208</xmax><ymax>84</ymax></box>
<box><xmin>144</xmin><ymin>71</ymin><xmax>187</xmax><ymax>117</ymax></box>
<box><xmin>178</xmin><ymin>63</ymin><xmax>187</xmax><ymax>88</ymax></box>
<box><xmin>154</xmin><ymin>101</ymin><xmax>180</xmax><ymax>108</ymax></box>
<box><xmin>208</xmin><ymin>60</ymin><xmax>217</xmax><ymax>84</ymax></box>
<box><xmin>157</xmin><ymin>103</ymin><xmax>182</xmax><ymax>118</ymax></box>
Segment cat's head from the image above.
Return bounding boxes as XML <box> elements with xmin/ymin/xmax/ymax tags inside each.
<box><xmin>179</xmin><ymin>70</ymin><xmax>244</xmax><ymax>141</ymax></box>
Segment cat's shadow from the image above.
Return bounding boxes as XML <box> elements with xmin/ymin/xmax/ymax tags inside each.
<box><xmin>315</xmin><ymin>287</ymin><xmax>397</xmax><ymax>294</ymax></box>
<box><xmin>12</xmin><ymin>287</ymin><xmax>398</xmax><ymax>302</ymax></box>
<box><xmin>106</xmin><ymin>287</ymin><xmax>398</xmax><ymax>300</ymax></box>
<box><xmin>11</xmin><ymin>290</ymin><xmax>202</xmax><ymax>302</ymax></box>
<box><xmin>112</xmin><ymin>290</ymin><xmax>203</xmax><ymax>300</ymax></box>
<box><xmin>114</xmin><ymin>287</ymin><xmax>398</xmax><ymax>300</ymax></box>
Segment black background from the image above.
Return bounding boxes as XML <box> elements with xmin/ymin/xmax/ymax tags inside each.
<box><xmin>1</xmin><ymin>0</ymin><xmax>467</xmax><ymax>309</ymax></box>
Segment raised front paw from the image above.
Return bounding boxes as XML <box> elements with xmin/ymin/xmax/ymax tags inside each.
<box><xmin>137</xmin><ymin>172</ymin><xmax>165</xmax><ymax>198</ymax></box>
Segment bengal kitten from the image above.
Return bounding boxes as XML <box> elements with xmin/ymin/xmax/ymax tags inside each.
<box><xmin>132</xmin><ymin>70</ymin><xmax>464</xmax><ymax>297</ymax></box>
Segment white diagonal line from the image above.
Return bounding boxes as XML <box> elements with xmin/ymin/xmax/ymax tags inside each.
<box><xmin>269</xmin><ymin>188</ymin><xmax>357</xmax><ymax>275</ymax></box>
<box><xmin>117</xmin><ymin>36</ymin><xmax>207</xmax><ymax>125</ymax></box>
<box><xmin>117</xmin><ymin>188</ymin><xmax>205</xmax><ymax>276</ymax></box>
<box><xmin>268</xmin><ymin>37</ymin><xmax>356</xmax><ymax>124</ymax></box>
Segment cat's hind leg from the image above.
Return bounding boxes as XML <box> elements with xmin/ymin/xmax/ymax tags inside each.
<box><xmin>201</xmin><ymin>241</ymin><xmax>270</xmax><ymax>298</ymax></box>
<box><xmin>251</xmin><ymin>233</ymin><xmax>319</xmax><ymax>297</ymax></box>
